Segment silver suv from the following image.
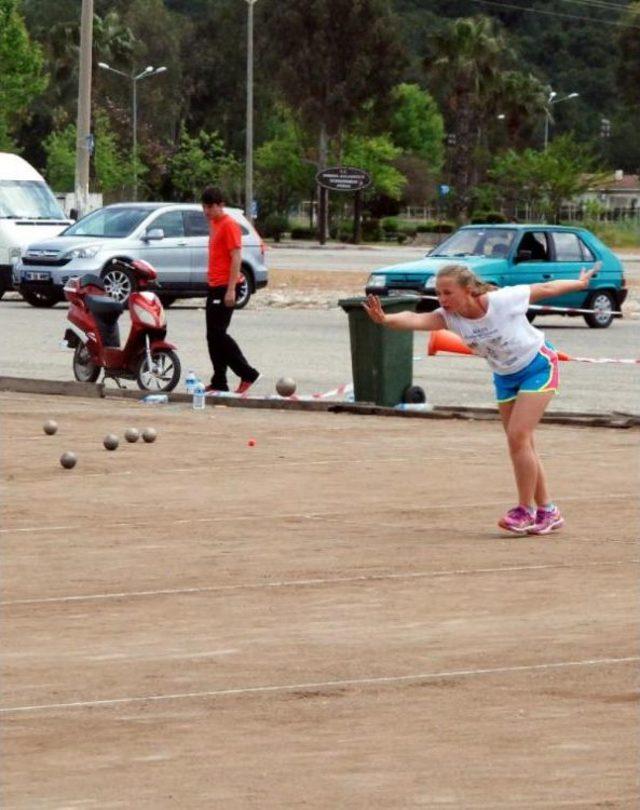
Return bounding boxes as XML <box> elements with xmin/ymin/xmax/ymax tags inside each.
<box><xmin>14</xmin><ymin>202</ymin><xmax>268</xmax><ymax>308</ymax></box>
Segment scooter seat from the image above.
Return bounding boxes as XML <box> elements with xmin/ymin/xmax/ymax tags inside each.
<box><xmin>86</xmin><ymin>295</ymin><xmax>124</xmax><ymax>317</ymax></box>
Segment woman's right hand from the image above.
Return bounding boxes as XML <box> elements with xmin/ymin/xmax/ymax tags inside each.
<box><xmin>362</xmin><ymin>294</ymin><xmax>386</xmax><ymax>324</ymax></box>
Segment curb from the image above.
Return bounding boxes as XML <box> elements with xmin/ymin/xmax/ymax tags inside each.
<box><xmin>0</xmin><ymin>376</ymin><xmax>638</xmax><ymax>429</ymax></box>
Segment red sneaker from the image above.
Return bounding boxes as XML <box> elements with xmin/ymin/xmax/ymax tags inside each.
<box><xmin>234</xmin><ymin>374</ymin><xmax>260</xmax><ymax>395</ymax></box>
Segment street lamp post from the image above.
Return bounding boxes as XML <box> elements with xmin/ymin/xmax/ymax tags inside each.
<box><xmin>245</xmin><ymin>0</ymin><xmax>258</xmax><ymax>223</ymax></box>
<box><xmin>98</xmin><ymin>62</ymin><xmax>167</xmax><ymax>200</ymax></box>
<box><xmin>544</xmin><ymin>90</ymin><xmax>579</xmax><ymax>150</ymax></box>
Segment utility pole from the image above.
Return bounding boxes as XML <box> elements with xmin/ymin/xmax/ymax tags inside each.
<box><xmin>74</xmin><ymin>0</ymin><xmax>93</xmax><ymax>217</ymax></box>
<box><xmin>245</xmin><ymin>0</ymin><xmax>257</xmax><ymax>223</ymax></box>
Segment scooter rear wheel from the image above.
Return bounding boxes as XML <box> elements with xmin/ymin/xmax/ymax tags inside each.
<box><xmin>73</xmin><ymin>344</ymin><xmax>101</xmax><ymax>383</ymax></box>
<box><xmin>136</xmin><ymin>348</ymin><xmax>181</xmax><ymax>392</ymax></box>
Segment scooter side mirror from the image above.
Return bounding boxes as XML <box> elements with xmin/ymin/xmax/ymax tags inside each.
<box><xmin>143</xmin><ymin>228</ymin><xmax>164</xmax><ymax>242</ymax></box>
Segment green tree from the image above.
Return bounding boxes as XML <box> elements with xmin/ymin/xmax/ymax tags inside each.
<box><xmin>0</xmin><ymin>0</ymin><xmax>47</xmax><ymax>149</ymax></box>
<box><xmin>492</xmin><ymin>71</ymin><xmax>548</xmax><ymax>151</ymax></box>
<box><xmin>168</xmin><ymin>126</ymin><xmax>242</xmax><ymax>202</ymax></box>
<box><xmin>488</xmin><ymin>135</ymin><xmax>602</xmax><ymax>223</ymax></box>
<box><xmin>342</xmin><ymin>134</ymin><xmax>406</xmax><ymax>200</ymax></box>
<box><xmin>255</xmin><ymin>110</ymin><xmax>316</xmax><ymax>216</ymax></box>
<box><xmin>263</xmin><ymin>0</ymin><xmax>405</xmax><ymax>167</ymax></box>
<box><xmin>617</xmin><ymin>2</ymin><xmax>640</xmax><ymax>106</ymax></box>
<box><xmin>424</xmin><ymin>15</ymin><xmax>510</xmax><ymax>219</ymax></box>
<box><xmin>44</xmin><ymin>111</ymin><xmax>134</xmax><ymax>195</ymax></box>
<box><xmin>388</xmin><ymin>83</ymin><xmax>444</xmax><ymax>169</ymax></box>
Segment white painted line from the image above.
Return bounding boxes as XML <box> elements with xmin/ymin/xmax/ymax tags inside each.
<box><xmin>0</xmin><ymin>493</ymin><xmax>633</xmax><ymax>535</ymax></box>
<box><xmin>1</xmin><ymin>656</ymin><xmax>637</xmax><ymax>714</ymax></box>
<box><xmin>3</xmin><ymin>560</ymin><xmax>636</xmax><ymax>607</ymax></box>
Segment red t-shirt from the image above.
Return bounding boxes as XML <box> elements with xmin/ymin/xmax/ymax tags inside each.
<box><xmin>208</xmin><ymin>213</ymin><xmax>242</xmax><ymax>287</ymax></box>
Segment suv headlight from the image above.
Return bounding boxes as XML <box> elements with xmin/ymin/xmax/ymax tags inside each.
<box><xmin>67</xmin><ymin>244</ymin><xmax>101</xmax><ymax>259</ymax></box>
<box><xmin>368</xmin><ymin>274</ymin><xmax>387</xmax><ymax>289</ymax></box>
<box><xmin>423</xmin><ymin>275</ymin><xmax>435</xmax><ymax>289</ymax></box>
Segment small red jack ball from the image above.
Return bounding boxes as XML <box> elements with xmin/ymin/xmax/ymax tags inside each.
<box><xmin>248</xmin><ymin>438</ymin><xmax>256</xmax><ymax>447</ymax></box>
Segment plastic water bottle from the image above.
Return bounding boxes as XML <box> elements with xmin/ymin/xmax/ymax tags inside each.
<box><xmin>185</xmin><ymin>369</ymin><xmax>197</xmax><ymax>395</ymax></box>
<box><xmin>394</xmin><ymin>402</ymin><xmax>433</xmax><ymax>412</ymax></box>
<box><xmin>192</xmin><ymin>381</ymin><xmax>206</xmax><ymax>410</ymax></box>
<box><xmin>142</xmin><ymin>393</ymin><xmax>168</xmax><ymax>405</ymax></box>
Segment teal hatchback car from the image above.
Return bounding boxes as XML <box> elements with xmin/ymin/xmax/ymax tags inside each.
<box><xmin>366</xmin><ymin>224</ymin><xmax>627</xmax><ymax>328</ymax></box>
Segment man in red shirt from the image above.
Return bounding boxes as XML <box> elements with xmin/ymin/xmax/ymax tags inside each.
<box><xmin>201</xmin><ymin>186</ymin><xmax>260</xmax><ymax>393</ymax></box>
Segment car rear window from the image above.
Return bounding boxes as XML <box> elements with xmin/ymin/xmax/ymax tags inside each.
<box><xmin>553</xmin><ymin>232</ymin><xmax>594</xmax><ymax>262</ymax></box>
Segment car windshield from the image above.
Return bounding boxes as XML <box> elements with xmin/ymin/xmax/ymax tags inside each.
<box><xmin>431</xmin><ymin>228</ymin><xmax>517</xmax><ymax>258</ymax></box>
<box><xmin>0</xmin><ymin>180</ymin><xmax>67</xmax><ymax>220</ymax></box>
<box><xmin>63</xmin><ymin>206</ymin><xmax>151</xmax><ymax>238</ymax></box>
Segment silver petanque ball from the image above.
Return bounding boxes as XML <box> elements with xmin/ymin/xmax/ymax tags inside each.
<box><xmin>276</xmin><ymin>376</ymin><xmax>297</xmax><ymax>397</ymax></box>
<box><xmin>142</xmin><ymin>427</ymin><xmax>157</xmax><ymax>443</ymax></box>
<box><xmin>124</xmin><ymin>427</ymin><xmax>140</xmax><ymax>443</ymax></box>
<box><xmin>103</xmin><ymin>433</ymin><xmax>119</xmax><ymax>451</ymax></box>
<box><xmin>43</xmin><ymin>419</ymin><xmax>58</xmax><ymax>435</ymax></box>
<box><xmin>60</xmin><ymin>451</ymin><xmax>77</xmax><ymax>469</ymax></box>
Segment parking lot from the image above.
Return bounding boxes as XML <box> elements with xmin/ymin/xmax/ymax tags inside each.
<box><xmin>1</xmin><ymin>391</ymin><xmax>638</xmax><ymax>808</ymax></box>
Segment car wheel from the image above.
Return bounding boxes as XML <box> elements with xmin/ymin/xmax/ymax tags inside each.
<box><xmin>102</xmin><ymin>264</ymin><xmax>136</xmax><ymax>304</ymax></box>
<box><xmin>235</xmin><ymin>269</ymin><xmax>253</xmax><ymax>310</ymax></box>
<box><xmin>584</xmin><ymin>290</ymin><xmax>615</xmax><ymax>328</ymax></box>
<box><xmin>22</xmin><ymin>288</ymin><xmax>61</xmax><ymax>308</ymax></box>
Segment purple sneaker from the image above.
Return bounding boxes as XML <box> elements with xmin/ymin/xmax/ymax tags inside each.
<box><xmin>527</xmin><ymin>506</ymin><xmax>564</xmax><ymax>535</ymax></box>
<box><xmin>498</xmin><ymin>506</ymin><xmax>536</xmax><ymax>534</ymax></box>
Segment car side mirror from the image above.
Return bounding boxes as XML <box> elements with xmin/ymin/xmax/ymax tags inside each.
<box><xmin>144</xmin><ymin>228</ymin><xmax>164</xmax><ymax>241</ymax></box>
<box><xmin>516</xmin><ymin>249</ymin><xmax>532</xmax><ymax>263</ymax></box>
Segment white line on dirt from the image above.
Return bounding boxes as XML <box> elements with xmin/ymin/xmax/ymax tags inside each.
<box><xmin>2</xmin><ymin>560</ymin><xmax>636</xmax><ymax>607</ymax></box>
<box><xmin>1</xmin><ymin>656</ymin><xmax>637</xmax><ymax>714</ymax></box>
<box><xmin>0</xmin><ymin>492</ymin><xmax>633</xmax><ymax>535</ymax></box>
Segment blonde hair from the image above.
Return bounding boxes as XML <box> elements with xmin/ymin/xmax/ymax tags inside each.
<box><xmin>436</xmin><ymin>264</ymin><xmax>496</xmax><ymax>297</ymax></box>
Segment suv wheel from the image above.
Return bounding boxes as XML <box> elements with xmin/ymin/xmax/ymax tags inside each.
<box><xmin>584</xmin><ymin>290</ymin><xmax>615</xmax><ymax>328</ymax></box>
<box><xmin>22</xmin><ymin>288</ymin><xmax>61</xmax><ymax>308</ymax></box>
<box><xmin>102</xmin><ymin>264</ymin><xmax>135</xmax><ymax>304</ymax></box>
<box><xmin>235</xmin><ymin>269</ymin><xmax>253</xmax><ymax>309</ymax></box>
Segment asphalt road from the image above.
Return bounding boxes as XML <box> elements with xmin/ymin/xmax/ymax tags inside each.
<box><xmin>1</xmin><ymin>292</ymin><xmax>638</xmax><ymax>415</ymax></box>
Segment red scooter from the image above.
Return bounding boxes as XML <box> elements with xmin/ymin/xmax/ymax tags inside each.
<box><xmin>62</xmin><ymin>258</ymin><xmax>181</xmax><ymax>391</ymax></box>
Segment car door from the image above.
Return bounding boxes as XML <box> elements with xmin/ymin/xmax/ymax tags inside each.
<box><xmin>138</xmin><ymin>209</ymin><xmax>189</xmax><ymax>289</ymax></box>
<box><xmin>183</xmin><ymin>209</ymin><xmax>210</xmax><ymax>291</ymax></box>
<box><xmin>547</xmin><ymin>231</ymin><xmax>596</xmax><ymax>308</ymax></box>
<box><xmin>505</xmin><ymin>230</ymin><xmax>553</xmax><ymax>290</ymax></box>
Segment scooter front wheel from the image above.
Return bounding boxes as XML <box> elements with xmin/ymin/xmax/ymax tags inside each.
<box><xmin>136</xmin><ymin>348</ymin><xmax>181</xmax><ymax>392</ymax></box>
<box><xmin>73</xmin><ymin>344</ymin><xmax>101</xmax><ymax>383</ymax></box>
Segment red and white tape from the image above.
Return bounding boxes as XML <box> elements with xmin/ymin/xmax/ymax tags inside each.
<box><xmin>206</xmin><ymin>383</ymin><xmax>354</xmax><ymax>401</ymax></box>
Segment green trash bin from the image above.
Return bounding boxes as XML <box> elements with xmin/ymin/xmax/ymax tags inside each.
<box><xmin>339</xmin><ymin>296</ymin><xmax>424</xmax><ymax>407</ymax></box>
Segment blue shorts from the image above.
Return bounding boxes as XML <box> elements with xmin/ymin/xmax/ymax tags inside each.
<box><xmin>493</xmin><ymin>344</ymin><xmax>559</xmax><ymax>403</ymax></box>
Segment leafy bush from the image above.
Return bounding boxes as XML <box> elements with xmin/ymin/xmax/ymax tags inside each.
<box><xmin>261</xmin><ymin>213</ymin><xmax>289</xmax><ymax>241</ymax></box>
<box><xmin>416</xmin><ymin>220</ymin><xmax>455</xmax><ymax>233</ymax></box>
<box><xmin>290</xmin><ymin>226</ymin><xmax>315</xmax><ymax>239</ymax></box>
<box><xmin>381</xmin><ymin>216</ymin><xmax>399</xmax><ymax>233</ymax></box>
<box><xmin>470</xmin><ymin>211</ymin><xmax>508</xmax><ymax>224</ymax></box>
<box><xmin>361</xmin><ymin>218</ymin><xmax>382</xmax><ymax>242</ymax></box>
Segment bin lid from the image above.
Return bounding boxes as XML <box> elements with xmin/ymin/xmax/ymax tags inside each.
<box><xmin>339</xmin><ymin>295</ymin><xmax>419</xmax><ymax>312</ymax></box>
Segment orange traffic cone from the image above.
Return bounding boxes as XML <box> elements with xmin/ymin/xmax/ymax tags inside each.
<box><xmin>427</xmin><ymin>329</ymin><xmax>573</xmax><ymax>362</ymax></box>
<box><xmin>427</xmin><ymin>330</ymin><xmax>474</xmax><ymax>357</ymax></box>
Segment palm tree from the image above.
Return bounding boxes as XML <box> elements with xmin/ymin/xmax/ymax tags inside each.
<box><xmin>494</xmin><ymin>71</ymin><xmax>548</xmax><ymax>151</ymax></box>
<box><xmin>425</xmin><ymin>15</ymin><xmax>509</xmax><ymax>219</ymax></box>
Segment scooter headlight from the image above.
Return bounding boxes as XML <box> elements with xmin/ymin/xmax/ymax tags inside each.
<box><xmin>67</xmin><ymin>244</ymin><xmax>101</xmax><ymax>259</ymax></box>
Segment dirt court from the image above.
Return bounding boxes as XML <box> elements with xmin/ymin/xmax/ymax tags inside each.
<box><xmin>1</xmin><ymin>391</ymin><xmax>638</xmax><ymax>809</ymax></box>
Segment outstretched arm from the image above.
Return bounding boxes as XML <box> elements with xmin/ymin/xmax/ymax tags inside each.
<box><xmin>529</xmin><ymin>262</ymin><xmax>602</xmax><ymax>304</ymax></box>
<box><xmin>362</xmin><ymin>294</ymin><xmax>447</xmax><ymax>331</ymax></box>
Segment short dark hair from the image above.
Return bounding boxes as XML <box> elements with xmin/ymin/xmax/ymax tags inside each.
<box><xmin>201</xmin><ymin>186</ymin><xmax>224</xmax><ymax>206</ymax></box>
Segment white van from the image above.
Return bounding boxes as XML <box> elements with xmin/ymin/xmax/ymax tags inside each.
<box><xmin>0</xmin><ymin>153</ymin><xmax>71</xmax><ymax>299</ymax></box>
